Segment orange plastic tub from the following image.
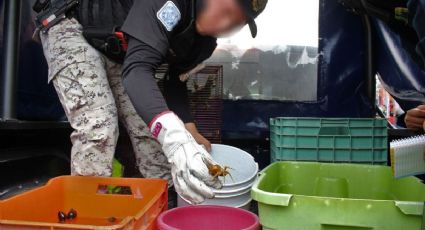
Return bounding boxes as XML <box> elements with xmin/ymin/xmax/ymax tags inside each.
<box><xmin>0</xmin><ymin>176</ymin><xmax>168</xmax><ymax>229</ymax></box>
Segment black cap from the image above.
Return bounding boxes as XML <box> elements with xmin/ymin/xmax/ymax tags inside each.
<box><xmin>238</xmin><ymin>0</ymin><xmax>268</xmax><ymax>38</ymax></box>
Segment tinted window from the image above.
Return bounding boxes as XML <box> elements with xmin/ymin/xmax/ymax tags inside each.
<box><xmin>206</xmin><ymin>0</ymin><xmax>319</xmax><ymax>101</ymax></box>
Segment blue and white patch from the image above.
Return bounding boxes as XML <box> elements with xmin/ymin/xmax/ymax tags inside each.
<box><xmin>157</xmin><ymin>1</ymin><xmax>181</xmax><ymax>32</ymax></box>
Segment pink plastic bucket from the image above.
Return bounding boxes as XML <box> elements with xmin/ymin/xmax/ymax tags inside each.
<box><xmin>157</xmin><ymin>205</ymin><xmax>260</xmax><ymax>230</ymax></box>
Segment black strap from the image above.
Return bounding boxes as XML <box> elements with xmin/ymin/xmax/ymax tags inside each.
<box><xmin>112</xmin><ymin>0</ymin><xmax>128</xmax><ymax>25</ymax></box>
<box><xmin>33</xmin><ymin>0</ymin><xmax>50</xmax><ymax>13</ymax></box>
<box><xmin>103</xmin><ymin>0</ymin><xmax>114</xmax><ymax>26</ymax></box>
<box><xmin>92</xmin><ymin>0</ymin><xmax>100</xmax><ymax>26</ymax></box>
<box><xmin>173</xmin><ymin>0</ymin><xmax>196</xmax><ymax>38</ymax></box>
<box><xmin>78</xmin><ymin>0</ymin><xmax>90</xmax><ymax>26</ymax></box>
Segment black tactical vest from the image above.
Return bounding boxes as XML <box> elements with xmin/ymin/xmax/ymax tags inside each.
<box><xmin>165</xmin><ymin>0</ymin><xmax>217</xmax><ymax>75</ymax></box>
<box><xmin>75</xmin><ymin>0</ymin><xmax>133</xmax><ymax>62</ymax></box>
<box><xmin>75</xmin><ymin>0</ymin><xmax>216</xmax><ymax>72</ymax></box>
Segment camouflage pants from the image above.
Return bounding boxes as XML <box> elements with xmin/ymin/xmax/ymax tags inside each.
<box><xmin>40</xmin><ymin>18</ymin><xmax>171</xmax><ymax>184</ymax></box>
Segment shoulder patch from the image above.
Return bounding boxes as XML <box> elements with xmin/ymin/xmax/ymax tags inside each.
<box><xmin>157</xmin><ymin>1</ymin><xmax>181</xmax><ymax>32</ymax></box>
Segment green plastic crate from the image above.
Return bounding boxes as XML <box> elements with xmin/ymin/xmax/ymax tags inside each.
<box><xmin>251</xmin><ymin>161</ymin><xmax>425</xmax><ymax>230</ymax></box>
<box><xmin>270</xmin><ymin>117</ymin><xmax>388</xmax><ymax>164</ymax></box>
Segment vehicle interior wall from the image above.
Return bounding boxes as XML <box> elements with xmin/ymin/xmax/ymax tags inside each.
<box><xmin>1</xmin><ymin>0</ymin><xmax>424</xmax><ymax>190</ymax></box>
<box><xmin>0</xmin><ymin>0</ymin><xmax>65</xmax><ymax>121</ymax></box>
<box><xmin>374</xmin><ymin>19</ymin><xmax>425</xmax><ymax>113</ymax></box>
<box><xmin>221</xmin><ymin>0</ymin><xmax>374</xmax><ymax>141</ymax></box>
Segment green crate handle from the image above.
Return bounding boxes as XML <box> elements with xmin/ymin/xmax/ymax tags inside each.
<box><xmin>251</xmin><ymin>170</ymin><xmax>292</xmax><ymax>206</ymax></box>
<box><xmin>321</xmin><ymin>223</ymin><xmax>373</xmax><ymax>229</ymax></box>
<box><xmin>395</xmin><ymin>201</ymin><xmax>424</xmax><ymax>216</ymax></box>
<box><xmin>324</xmin><ymin>200</ymin><xmax>425</xmax><ymax>227</ymax></box>
<box><xmin>320</xmin><ymin>119</ymin><xmax>350</xmax><ymax>126</ymax></box>
<box><xmin>318</xmin><ymin>119</ymin><xmax>351</xmax><ymax>136</ymax></box>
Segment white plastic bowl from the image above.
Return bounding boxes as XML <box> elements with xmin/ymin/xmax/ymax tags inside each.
<box><xmin>177</xmin><ymin>189</ymin><xmax>252</xmax><ymax>210</ymax></box>
<box><xmin>209</xmin><ymin>144</ymin><xmax>258</xmax><ymax>192</ymax></box>
<box><xmin>177</xmin><ymin>144</ymin><xmax>258</xmax><ymax>210</ymax></box>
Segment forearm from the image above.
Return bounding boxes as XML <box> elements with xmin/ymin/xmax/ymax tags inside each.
<box><xmin>163</xmin><ymin>70</ymin><xmax>194</xmax><ymax>123</ymax></box>
<box><xmin>122</xmin><ymin>37</ymin><xmax>169</xmax><ymax>124</ymax></box>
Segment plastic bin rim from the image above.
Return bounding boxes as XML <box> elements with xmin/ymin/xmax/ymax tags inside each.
<box><xmin>213</xmin><ymin>176</ymin><xmax>257</xmax><ymax>194</ymax></box>
<box><xmin>0</xmin><ymin>216</ymin><xmax>135</xmax><ymax>229</ymax></box>
<box><xmin>0</xmin><ymin>176</ymin><xmax>168</xmax><ymax>228</ymax></box>
<box><xmin>251</xmin><ymin>162</ymin><xmax>424</xmax><ymax>215</ymax></box>
<box><xmin>252</xmin><ymin>186</ymin><xmax>424</xmax><ymax>206</ymax></box>
<box><xmin>157</xmin><ymin>205</ymin><xmax>259</xmax><ymax>230</ymax></box>
<box><xmin>0</xmin><ymin>175</ymin><xmax>167</xmax><ymax>200</ymax></box>
<box><xmin>251</xmin><ymin>189</ymin><xmax>424</xmax><ymax>216</ymax></box>
<box><xmin>211</xmin><ymin>144</ymin><xmax>259</xmax><ymax>187</ymax></box>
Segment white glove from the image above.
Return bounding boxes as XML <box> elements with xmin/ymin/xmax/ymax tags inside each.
<box><xmin>150</xmin><ymin>112</ymin><xmax>222</xmax><ymax>204</ymax></box>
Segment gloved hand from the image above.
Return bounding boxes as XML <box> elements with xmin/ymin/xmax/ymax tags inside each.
<box><xmin>150</xmin><ymin>111</ymin><xmax>222</xmax><ymax>204</ymax></box>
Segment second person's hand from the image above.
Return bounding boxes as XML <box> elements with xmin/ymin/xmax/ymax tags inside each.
<box><xmin>405</xmin><ymin>105</ymin><xmax>425</xmax><ymax>130</ymax></box>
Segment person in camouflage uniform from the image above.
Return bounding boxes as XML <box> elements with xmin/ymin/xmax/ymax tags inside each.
<box><xmin>37</xmin><ymin>0</ymin><xmax>267</xmax><ymax>204</ymax></box>
<box><xmin>40</xmin><ymin>18</ymin><xmax>172</xmax><ymax>183</ymax></box>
